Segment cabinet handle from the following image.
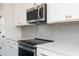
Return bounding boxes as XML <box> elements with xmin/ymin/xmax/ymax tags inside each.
<box><xmin>0</xmin><ymin>47</ymin><xmax>1</xmax><ymax>49</ymax></box>
<box><xmin>0</xmin><ymin>31</ymin><xmax>1</xmax><ymax>34</ymax></box>
<box><xmin>41</xmin><ymin>53</ymin><xmax>47</xmax><ymax>56</ymax></box>
<box><xmin>8</xmin><ymin>41</ymin><xmax>10</xmax><ymax>43</ymax></box>
<box><xmin>0</xmin><ymin>16</ymin><xmax>1</xmax><ymax>18</ymax></box>
<box><xmin>69</xmin><ymin>15</ymin><xmax>72</xmax><ymax>18</ymax></box>
<box><xmin>65</xmin><ymin>16</ymin><xmax>68</xmax><ymax>19</ymax></box>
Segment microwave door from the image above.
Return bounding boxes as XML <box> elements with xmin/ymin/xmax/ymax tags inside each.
<box><xmin>27</xmin><ymin>9</ymin><xmax>38</xmax><ymax>22</ymax></box>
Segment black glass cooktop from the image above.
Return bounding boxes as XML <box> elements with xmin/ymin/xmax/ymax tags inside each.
<box><xmin>18</xmin><ymin>38</ymin><xmax>54</xmax><ymax>46</ymax></box>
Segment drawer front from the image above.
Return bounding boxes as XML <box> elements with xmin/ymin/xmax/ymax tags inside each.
<box><xmin>37</xmin><ymin>48</ymin><xmax>63</xmax><ymax>56</ymax></box>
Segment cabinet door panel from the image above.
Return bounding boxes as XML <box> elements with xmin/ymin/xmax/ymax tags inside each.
<box><xmin>15</xmin><ymin>3</ymin><xmax>34</xmax><ymax>26</ymax></box>
<box><xmin>47</xmin><ymin>4</ymin><xmax>54</xmax><ymax>23</ymax></box>
<box><xmin>5</xmin><ymin>45</ymin><xmax>13</xmax><ymax>56</ymax></box>
<box><xmin>15</xmin><ymin>3</ymin><xmax>27</xmax><ymax>26</ymax></box>
<box><xmin>47</xmin><ymin>3</ymin><xmax>71</xmax><ymax>23</ymax></box>
<box><xmin>53</xmin><ymin>4</ymin><xmax>71</xmax><ymax>21</ymax></box>
<box><xmin>4</xmin><ymin>40</ymin><xmax>13</xmax><ymax>56</ymax></box>
<box><xmin>2</xmin><ymin>39</ymin><xmax>18</xmax><ymax>56</ymax></box>
<box><xmin>70</xmin><ymin>4</ymin><xmax>79</xmax><ymax>20</ymax></box>
<box><xmin>7</xmin><ymin>40</ymin><xmax>18</xmax><ymax>56</ymax></box>
<box><xmin>12</xmin><ymin>41</ymin><xmax>18</xmax><ymax>56</ymax></box>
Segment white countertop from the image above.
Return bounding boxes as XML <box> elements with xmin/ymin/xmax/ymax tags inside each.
<box><xmin>4</xmin><ymin>37</ymin><xmax>79</xmax><ymax>56</ymax></box>
<box><xmin>36</xmin><ymin>41</ymin><xmax>79</xmax><ymax>56</ymax></box>
<box><xmin>5</xmin><ymin>37</ymin><xmax>34</xmax><ymax>42</ymax></box>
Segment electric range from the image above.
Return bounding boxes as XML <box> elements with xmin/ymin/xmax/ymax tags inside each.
<box><xmin>18</xmin><ymin>38</ymin><xmax>54</xmax><ymax>56</ymax></box>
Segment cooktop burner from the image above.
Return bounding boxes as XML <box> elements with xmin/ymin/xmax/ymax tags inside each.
<box><xmin>18</xmin><ymin>38</ymin><xmax>54</xmax><ymax>46</ymax></box>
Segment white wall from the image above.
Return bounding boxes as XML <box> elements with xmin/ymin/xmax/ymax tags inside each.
<box><xmin>22</xmin><ymin>22</ymin><xmax>79</xmax><ymax>44</ymax></box>
<box><xmin>2</xmin><ymin>4</ymin><xmax>22</xmax><ymax>39</ymax></box>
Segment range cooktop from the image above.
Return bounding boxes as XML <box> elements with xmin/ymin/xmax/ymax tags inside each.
<box><xmin>18</xmin><ymin>38</ymin><xmax>54</xmax><ymax>46</ymax></box>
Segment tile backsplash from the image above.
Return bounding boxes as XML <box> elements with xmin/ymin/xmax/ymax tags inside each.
<box><xmin>22</xmin><ymin>22</ymin><xmax>79</xmax><ymax>43</ymax></box>
<box><xmin>22</xmin><ymin>26</ymin><xmax>36</xmax><ymax>39</ymax></box>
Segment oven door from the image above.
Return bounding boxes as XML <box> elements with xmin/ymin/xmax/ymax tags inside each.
<box><xmin>19</xmin><ymin>47</ymin><xmax>34</xmax><ymax>56</ymax></box>
<box><xmin>18</xmin><ymin>44</ymin><xmax>37</xmax><ymax>56</ymax></box>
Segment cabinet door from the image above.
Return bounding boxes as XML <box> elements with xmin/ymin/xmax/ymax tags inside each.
<box><xmin>0</xmin><ymin>48</ymin><xmax>1</xmax><ymax>56</ymax></box>
<box><xmin>47</xmin><ymin>3</ymin><xmax>71</xmax><ymax>23</ymax></box>
<box><xmin>2</xmin><ymin>39</ymin><xmax>18</xmax><ymax>56</ymax></box>
<box><xmin>15</xmin><ymin>3</ymin><xmax>34</xmax><ymax>26</ymax></box>
<box><xmin>47</xmin><ymin>4</ymin><xmax>54</xmax><ymax>23</ymax></box>
<box><xmin>5</xmin><ymin>44</ymin><xmax>13</xmax><ymax>56</ymax></box>
<box><xmin>70</xmin><ymin>4</ymin><xmax>79</xmax><ymax>20</ymax></box>
<box><xmin>15</xmin><ymin>3</ymin><xmax>27</xmax><ymax>26</ymax></box>
<box><xmin>12</xmin><ymin>41</ymin><xmax>18</xmax><ymax>56</ymax></box>
<box><xmin>1</xmin><ymin>38</ymin><xmax>6</xmax><ymax>56</ymax></box>
<box><xmin>0</xmin><ymin>37</ymin><xmax>2</xmax><ymax>56</ymax></box>
<box><xmin>4</xmin><ymin>40</ymin><xmax>13</xmax><ymax>56</ymax></box>
<box><xmin>1</xmin><ymin>38</ymin><xmax>7</xmax><ymax>56</ymax></box>
<box><xmin>6</xmin><ymin>40</ymin><xmax>18</xmax><ymax>56</ymax></box>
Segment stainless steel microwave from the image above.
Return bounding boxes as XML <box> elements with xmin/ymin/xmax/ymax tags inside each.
<box><xmin>26</xmin><ymin>3</ymin><xmax>47</xmax><ymax>24</ymax></box>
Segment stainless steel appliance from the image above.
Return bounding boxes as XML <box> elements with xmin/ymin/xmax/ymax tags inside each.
<box><xmin>19</xmin><ymin>43</ymin><xmax>36</xmax><ymax>56</ymax></box>
<box><xmin>18</xmin><ymin>38</ymin><xmax>54</xmax><ymax>56</ymax></box>
<box><xmin>26</xmin><ymin>3</ymin><xmax>47</xmax><ymax>24</ymax></box>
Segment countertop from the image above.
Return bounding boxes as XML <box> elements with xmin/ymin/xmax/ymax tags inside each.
<box><xmin>36</xmin><ymin>41</ymin><xmax>79</xmax><ymax>56</ymax></box>
<box><xmin>4</xmin><ymin>37</ymin><xmax>79</xmax><ymax>56</ymax></box>
<box><xmin>4</xmin><ymin>37</ymin><xmax>34</xmax><ymax>42</ymax></box>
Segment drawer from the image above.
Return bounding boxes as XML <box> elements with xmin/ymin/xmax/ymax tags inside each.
<box><xmin>37</xmin><ymin>48</ymin><xmax>63</xmax><ymax>56</ymax></box>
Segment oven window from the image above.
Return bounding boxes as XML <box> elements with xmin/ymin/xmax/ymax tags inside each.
<box><xmin>19</xmin><ymin>47</ymin><xmax>34</xmax><ymax>56</ymax></box>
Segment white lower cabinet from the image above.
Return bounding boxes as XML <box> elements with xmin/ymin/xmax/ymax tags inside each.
<box><xmin>37</xmin><ymin>48</ymin><xmax>63</xmax><ymax>56</ymax></box>
<box><xmin>0</xmin><ymin>49</ymin><xmax>1</xmax><ymax>55</ymax></box>
<box><xmin>2</xmin><ymin>39</ymin><xmax>18</xmax><ymax>56</ymax></box>
<box><xmin>0</xmin><ymin>50</ymin><xmax>1</xmax><ymax>56</ymax></box>
<box><xmin>12</xmin><ymin>41</ymin><xmax>18</xmax><ymax>56</ymax></box>
<box><xmin>0</xmin><ymin>37</ymin><xmax>2</xmax><ymax>56</ymax></box>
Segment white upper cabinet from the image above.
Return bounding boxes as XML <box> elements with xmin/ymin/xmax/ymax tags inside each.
<box><xmin>47</xmin><ymin>3</ymin><xmax>71</xmax><ymax>23</ymax></box>
<box><xmin>47</xmin><ymin>4</ymin><xmax>54</xmax><ymax>23</ymax></box>
<box><xmin>47</xmin><ymin>3</ymin><xmax>79</xmax><ymax>24</ymax></box>
<box><xmin>15</xmin><ymin>3</ymin><xmax>79</xmax><ymax>25</ymax></box>
<box><xmin>70</xmin><ymin>4</ymin><xmax>79</xmax><ymax>20</ymax></box>
<box><xmin>15</xmin><ymin>3</ymin><xmax>34</xmax><ymax>26</ymax></box>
